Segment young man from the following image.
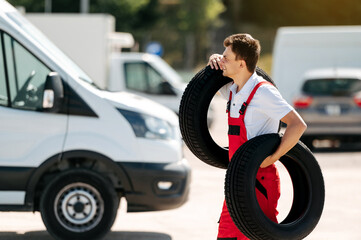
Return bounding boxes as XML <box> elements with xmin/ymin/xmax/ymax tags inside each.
<box><xmin>208</xmin><ymin>34</ymin><xmax>307</xmax><ymax>239</ymax></box>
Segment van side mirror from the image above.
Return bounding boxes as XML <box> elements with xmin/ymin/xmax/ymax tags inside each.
<box><xmin>42</xmin><ymin>72</ymin><xmax>64</xmax><ymax>112</ymax></box>
<box><xmin>159</xmin><ymin>81</ymin><xmax>176</xmax><ymax>95</ymax></box>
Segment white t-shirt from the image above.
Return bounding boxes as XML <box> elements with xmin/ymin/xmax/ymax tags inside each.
<box><xmin>219</xmin><ymin>72</ymin><xmax>294</xmax><ymax>140</ymax></box>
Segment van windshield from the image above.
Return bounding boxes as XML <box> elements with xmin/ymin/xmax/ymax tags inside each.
<box><xmin>303</xmin><ymin>78</ymin><xmax>361</xmax><ymax>96</ymax></box>
<box><xmin>6</xmin><ymin>11</ymin><xmax>95</xmax><ymax>86</ymax></box>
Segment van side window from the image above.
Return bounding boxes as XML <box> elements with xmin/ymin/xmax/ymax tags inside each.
<box><xmin>124</xmin><ymin>62</ymin><xmax>148</xmax><ymax>92</ymax></box>
<box><xmin>124</xmin><ymin>62</ymin><xmax>165</xmax><ymax>95</ymax></box>
<box><xmin>147</xmin><ymin>64</ymin><xmax>164</xmax><ymax>94</ymax></box>
<box><xmin>0</xmin><ymin>34</ymin><xmax>8</xmax><ymax>106</ymax></box>
<box><xmin>2</xmin><ymin>33</ymin><xmax>51</xmax><ymax>110</ymax></box>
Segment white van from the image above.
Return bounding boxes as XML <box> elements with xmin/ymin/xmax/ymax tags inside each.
<box><xmin>272</xmin><ymin>26</ymin><xmax>361</xmax><ymax>104</ymax></box>
<box><xmin>0</xmin><ymin>1</ymin><xmax>190</xmax><ymax>240</ymax></box>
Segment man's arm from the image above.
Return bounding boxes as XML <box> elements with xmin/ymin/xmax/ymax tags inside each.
<box><xmin>260</xmin><ymin>110</ymin><xmax>307</xmax><ymax>168</ymax></box>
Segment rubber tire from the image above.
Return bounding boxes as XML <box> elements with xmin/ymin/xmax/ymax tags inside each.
<box><xmin>225</xmin><ymin>133</ymin><xmax>325</xmax><ymax>240</ymax></box>
<box><xmin>179</xmin><ymin>65</ymin><xmax>276</xmax><ymax>169</ymax></box>
<box><xmin>40</xmin><ymin>169</ymin><xmax>119</xmax><ymax>240</ymax></box>
<box><xmin>300</xmin><ymin>136</ymin><xmax>315</xmax><ymax>151</ymax></box>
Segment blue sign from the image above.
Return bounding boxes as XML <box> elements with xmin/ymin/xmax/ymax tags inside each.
<box><xmin>146</xmin><ymin>42</ymin><xmax>164</xmax><ymax>57</ymax></box>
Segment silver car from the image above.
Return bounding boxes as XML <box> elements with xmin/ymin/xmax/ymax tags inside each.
<box><xmin>294</xmin><ymin>68</ymin><xmax>361</xmax><ymax>149</ymax></box>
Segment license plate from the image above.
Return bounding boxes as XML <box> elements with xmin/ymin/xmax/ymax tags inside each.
<box><xmin>325</xmin><ymin>104</ymin><xmax>341</xmax><ymax>116</ymax></box>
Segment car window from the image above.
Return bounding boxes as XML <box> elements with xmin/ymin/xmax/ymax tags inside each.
<box><xmin>0</xmin><ymin>34</ymin><xmax>8</xmax><ymax>106</ymax></box>
<box><xmin>3</xmin><ymin>32</ymin><xmax>51</xmax><ymax>110</ymax></box>
<box><xmin>302</xmin><ymin>78</ymin><xmax>361</xmax><ymax>96</ymax></box>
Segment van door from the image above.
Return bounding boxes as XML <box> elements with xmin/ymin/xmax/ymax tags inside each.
<box><xmin>123</xmin><ymin>62</ymin><xmax>180</xmax><ymax>113</ymax></box>
<box><xmin>0</xmin><ymin>31</ymin><xmax>67</xmax><ymax>203</ymax></box>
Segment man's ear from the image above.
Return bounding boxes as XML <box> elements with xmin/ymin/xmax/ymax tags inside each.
<box><xmin>239</xmin><ymin>59</ymin><xmax>245</xmax><ymax>68</ymax></box>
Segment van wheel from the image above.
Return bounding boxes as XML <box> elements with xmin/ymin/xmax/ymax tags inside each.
<box><xmin>225</xmin><ymin>133</ymin><xmax>325</xmax><ymax>240</ymax></box>
<box><xmin>40</xmin><ymin>169</ymin><xmax>119</xmax><ymax>240</ymax></box>
<box><xmin>179</xmin><ymin>66</ymin><xmax>275</xmax><ymax>169</ymax></box>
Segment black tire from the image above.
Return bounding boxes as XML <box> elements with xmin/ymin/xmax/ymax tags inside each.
<box><xmin>40</xmin><ymin>169</ymin><xmax>119</xmax><ymax>240</ymax></box>
<box><xmin>300</xmin><ymin>136</ymin><xmax>314</xmax><ymax>151</ymax></box>
<box><xmin>225</xmin><ymin>134</ymin><xmax>325</xmax><ymax>240</ymax></box>
<box><xmin>179</xmin><ymin>65</ymin><xmax>275</xmax><ymax>169</ymax></box>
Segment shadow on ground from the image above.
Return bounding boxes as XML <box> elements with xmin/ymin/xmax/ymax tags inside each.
<box><xmin>0</xmin><ymin>231</ymin><xmax>172</xmax><ymax>240</ymax></box>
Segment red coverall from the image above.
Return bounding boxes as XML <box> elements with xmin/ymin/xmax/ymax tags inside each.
<box><xmin>217</xmin><ymin>81</ymin><xmax>281</xmax><ymax>240</ymax></box>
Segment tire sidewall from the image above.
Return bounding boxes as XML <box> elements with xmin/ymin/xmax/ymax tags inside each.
<box><xmin>179</xmin><ymin>66</ymin><xmax>231</xmax><ymax>168</ymax></box>
<box><xmin>40</xmin><ymin>169</ymin><xmax>118</xmax><ymax>240</ymax></box>
<box><xmin>179</xmin><ymin>66</ymin><xmax>277</xmax><ymax>169</ymax></box>
<box><xmin>226</xmin><ymin>134</ymin><xmax>325</xmax><ymax>240</ymax></box>
<box><xmin>229</xmin><ymin>134</ymin><xmax>281</xmax><ymax>231</ymax></box>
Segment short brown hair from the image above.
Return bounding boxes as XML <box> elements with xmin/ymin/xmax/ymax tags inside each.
<box><xmin>223</xmin><ymin>33</ymin><xmax>260</xmax><ymax>72</ymax></box>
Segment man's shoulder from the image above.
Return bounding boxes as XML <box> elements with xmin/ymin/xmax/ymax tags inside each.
<box><xmin>254</xmin><ymin>80</ymin><xmax>284</xmax><ymax>101</ymax></box>
<box><xmin>218</xmin><ymin>82</ymin><xmax>233</xmax><ymax>99</ymax></box>
<box><xmin>252</xmin><ymin>77</ymin><xmax>277</xmax><ymax>94</ymax></box>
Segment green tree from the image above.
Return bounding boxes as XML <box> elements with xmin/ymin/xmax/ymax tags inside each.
<box><xmin>8</xmin><ymin>0</ymin><xmax>159</xmax><ymax>32</ymax></box>
<box><xmin>148</xmin><ymin>0</ymin><xmax>225</xmax><ymax>69</ymax></box>
<box><xmin>8</xmin><ymin>0</ymin><xmax>44</xmax><ymax>11</ymax></box>
<box><xmin>90</xmin><ymin>0</ymin><xmax>159</xmax><ymax>32</ymax></box>
<box><xmin>224</xmin><ymin>0</ymin><xmax>361</xmax><ymax>27</ymax></box>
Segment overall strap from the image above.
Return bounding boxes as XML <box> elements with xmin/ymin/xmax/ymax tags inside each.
<box><xmin>239</xmin><ymin>81</ymin><xmax>272</xmax><ymax>115</ymax></box>
<box><xmin>226</xmin><ymin>91</ymin><xmax>233</xmax><ymax>114</ymax></box>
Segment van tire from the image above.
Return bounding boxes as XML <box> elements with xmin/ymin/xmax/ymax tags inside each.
<box><xmin>225</xmin><ymin>133</ymin><xmax>325</xmax><ymax>240</ymax></box>
<box><xmin>40</xmin><ymin>169</ymin><xmax>119</xmax><ymax>240</ymax></box>
<box><xmin>179</xmin><ymin>66</ymin><xmax>275</xmax><ymax>169</ymax></box>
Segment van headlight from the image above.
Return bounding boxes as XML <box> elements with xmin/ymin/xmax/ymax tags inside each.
<box><xmin>117</xmin><ymin>108</ymin><xmax>175</xmax><ymax>140</ymax></box>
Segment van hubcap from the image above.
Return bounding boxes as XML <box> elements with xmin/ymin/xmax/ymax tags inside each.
<box><xmin>54</xmin><ymin>183</ymin><xmax>104</xmax><ymax>232</ymax></box>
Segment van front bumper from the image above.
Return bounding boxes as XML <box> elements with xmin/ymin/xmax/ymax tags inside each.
<box><xmin>118</xmin><ymin>159</ymin><xmax>191</xmax><ymax>212</ymax></box>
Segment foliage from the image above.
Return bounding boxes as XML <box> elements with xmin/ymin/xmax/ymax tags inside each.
<box><xmin>148</xmin><ymin>0</ymin><xmax>225</xmax><ymax>68</ymax></box>
<box><xmin>7</xmin><ymin>0</ymin><xmax>44</xmax><ymax>11</ymax></box>
<box><xmin>8</xmin><ymin>0</ymin><xmax>159</xmax><ymax>32</ymax></box>
<box><xmin>90</xmin><ymin>0</ymin><xmax>159</xmax><ymax>32</ymax></box>
<box><xmin>229</xmin><ymin>0</ymin><xmax>361</xmax><ymax>27</ymax></box>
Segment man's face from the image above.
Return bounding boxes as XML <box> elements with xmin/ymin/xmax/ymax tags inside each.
<box><xmin>221</xmin><ymin>46</ymin><xmax>242</xmax><ymax>79</ymax></box>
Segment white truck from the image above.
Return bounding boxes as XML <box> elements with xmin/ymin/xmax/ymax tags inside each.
<box><xmin>25</xmin><ymin>13</ymin><xmax>214</xmax><ymax>123</ymax></box>
<box><xmin>0</xmin><ymin>2</ymin><xmax>190</xmax><ymax>240</ymax></box>
<box><xmin>272</xmin><ymin>26</ymin><xmax>361</xmax><ymax>104</ymax></box>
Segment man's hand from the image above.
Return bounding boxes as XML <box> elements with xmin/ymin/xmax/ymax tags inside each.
<box><xmin>207</xmin><ymin>54</ymin><xmax>225</xmax><ymax>70</ymax></box>
<box><xmin>260</xmin><ymin>155</ymin><xmax>277</xmax><ymax>168</ymax></box>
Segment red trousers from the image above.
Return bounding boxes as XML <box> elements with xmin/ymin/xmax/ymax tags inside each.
<box><xmin>217</xmin><ymin>164</ymin><xmax>280</xmax><ymax>239</ymax></box>
<box><xmin>219</xmin><ymin>81</ymin><xmax>281</xmax><ymax>239</ymax></box>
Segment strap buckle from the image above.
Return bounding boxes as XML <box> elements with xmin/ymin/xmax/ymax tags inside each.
<box><xmin>226</xmin><ymin>100</ymin><xmax>230</xmax><ymax>113</ymax></box>
<box><xmin>239</xmin><ymin>102</ymin><xmax>248</xmax><ymax>115</ymax></box>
